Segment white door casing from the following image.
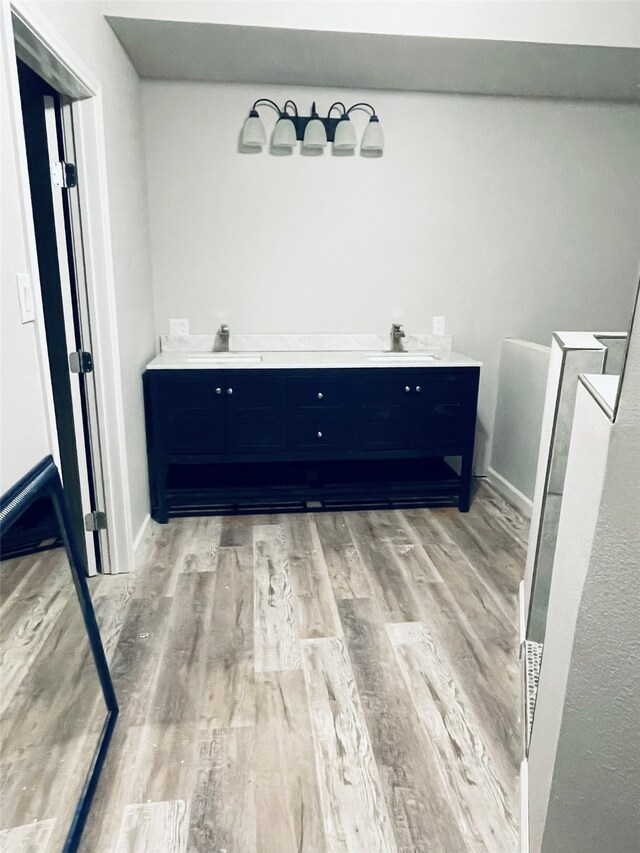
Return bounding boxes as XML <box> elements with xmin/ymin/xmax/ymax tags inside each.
<box><xmin>4</xmin><ymin>0</ymin><xmax>134</xmax><ymax>573</ymax></box>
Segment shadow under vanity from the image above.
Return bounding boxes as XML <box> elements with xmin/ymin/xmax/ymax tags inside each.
<box><xmin>143</xmin><ymin>332</ymin><xmax>481</xmax><ymax>521</ymax></box>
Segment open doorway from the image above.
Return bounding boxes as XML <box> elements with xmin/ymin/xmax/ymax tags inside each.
<box><xmin>16</xmin><ymin>58</ymin><xmax>108</xmax><ymax>575</ymax></box>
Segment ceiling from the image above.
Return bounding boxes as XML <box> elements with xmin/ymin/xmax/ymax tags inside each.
<box><xmin>106</xmin><ymin>16</ymin><xmax>640</xmax><ymax>102</ymax></box>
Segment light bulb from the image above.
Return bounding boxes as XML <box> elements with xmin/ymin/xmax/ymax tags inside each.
<box><xmin>272</xmin><ymin>114</ymin><xmax>297</xmax><ymax>149</ymax></box>
<box><xmin>333</xmin><ymin>116</ymin><xmax>357</xmax><ymax>150</ymax></box>
<box><xmin>242</xmin><ymin>109</ymin><xmax>266</xmax><ymax>149</ymax></box>
<box><xmin>361</xmin><ymin>115</ymin><xmax>384</xmax><ymax>153</ymax></box>
<box><xmin>303</xmin><ymin>112</ymin><xmax>327</xmax><ymax>149</ymax></box>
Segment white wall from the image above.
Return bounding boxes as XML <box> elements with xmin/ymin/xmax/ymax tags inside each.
<box><xmin>141</xmin><ymin>80</ymin><xmax>640</xmax><ymax>471</ymax></box>
<box><xmin>489</xmin><ymin>339</ymin><xmax>550</xmax><ymax>511</ymax></box>
<box><xmin>1</xmin><ymin>1</ymin><xmax>155</xmax><ymax>543</ymax></box>
<box><xmin>104</xmin><ymin>0</ymin><xmax>640</xmax><ymax>48</ymax></box>
<box><xmin>0</xmin><ymin>31</ymin><xmax>51</xmax><ymax>492</ymax></box>
<box><xmin>539</xmin><ymin>310</ymin><xmax>640</xmax><ymax>852</ymax></box>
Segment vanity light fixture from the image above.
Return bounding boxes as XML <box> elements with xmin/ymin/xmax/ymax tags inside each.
<box><xmin>241</xmin><ymin>99</ymin><xmax>384</xmax><ymax>154</ymax></box>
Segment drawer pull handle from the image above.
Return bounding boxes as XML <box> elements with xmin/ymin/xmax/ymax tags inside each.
<box><xmin>415</xmin><ymin>385</ymin><xmax>422</xmax><ymax>393</ymax></box>
<box><xmin>317</xmin><ymin>392</ymin><xmax>324</xmax><ymax>399</ymax></box>
<box><xmin>317</xmin><ymin>431</ymin><xmax>323</xmax><ymax>439</ymax></box>
<box><xmin>227</xmin><ymin>387</ymin><xmax>233</xmax><ymax>395</ymax></box>
<box><xmin>405</xmin><ymin>386</ymin><xmax>411</xmax><ymax>393</ymax></box>
<box><xmin>215</xmin><ymin>387</ymin><xmax>222</xmax><ymax>395</ymax></box>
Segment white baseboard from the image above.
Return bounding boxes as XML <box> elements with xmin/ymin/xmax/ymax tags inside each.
<box><xmin>520</xmin><ymin>759</ymin><xmax>530</xmax><ymax>853</ymax></box>
<box><xmin>519</xmin><ymin>580</ymin><xmax>527</xmax><ymax>647</ymax></box>
<box><xmin>487</xmin><ymin>467</ymin><xmax>533</xmax><ymax>518</ymax></box>
<box><xmin>133</xmin><ymin>512</ymin><xmax>151</xmax><ymax>558</ymax></box>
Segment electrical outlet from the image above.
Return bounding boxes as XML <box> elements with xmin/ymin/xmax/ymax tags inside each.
<box><xmin>432</xmin><ymin>315</ymin><xmax>446</xmax><ymax>335</ymax></box>
<box><xmin>169</xmin><ymin>318</ymin><xmax>190</xmax><ymax>336</ymax></box>
<box><xmin>16</xmin><ymin>273</ymin><xmax>35</xmax><ymax>323</ymax></box>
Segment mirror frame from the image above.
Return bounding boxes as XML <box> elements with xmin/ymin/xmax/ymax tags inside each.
<box><xmin>0</xmin><ymin>455</ymin><xmax>118</xmax><ymax>853</ymax></box>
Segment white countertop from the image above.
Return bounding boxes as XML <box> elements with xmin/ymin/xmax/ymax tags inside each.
<box><xmin>146</xmin><ymin>350</ymin><xmax>482</xmax><ymax>370</ymax></box>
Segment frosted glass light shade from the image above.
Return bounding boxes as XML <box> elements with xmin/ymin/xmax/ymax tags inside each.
<box><xmin>333</xmin><ymin>116</ymin><xmax>357</xmax><ymax>150</ymax></box>
<box><xmin>242</xmin><ymin>110</ymin><xmax>266</xmax><ymax>148</ymax></box>
<box><xmin>272</xmin><ymin>115</ymin><xmax>297</xmax><ymax>149</ymax></box>
<box><xmin>303</xmin><ymin>117</ymin><xmax>327</xmax><ymax>149</ymax></box>
<box><xmin>361</xmin><ymin>116</ymin><xmax>384</xmax><ymax>152</ymax></box>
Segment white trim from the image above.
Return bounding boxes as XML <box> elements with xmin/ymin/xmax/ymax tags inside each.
<box><xmin>71</xmin><ymin>93</ymin><xmax>133</xmax><ymax>573</ymax></box>
<box><xmin>520</xmin><ymin>759</ymin><xmax>529</xmax><ymax>853</ymax></box>
<box><xmin>519</xmin><ymin>580</ymin><xmax>527</xmax><ymax>647</ymax></box>
<box><xmin>11</xmin><ymin>0</ymin><xmax>97</xmax><ymax>98</ymax></box>
<box><xmin>7</xmin><ymin>0</ymin><xmax>134</xmax><ymax>573</ymax></box>
<box><xmin>133</xmin><ymin>512</ymin><xmax>151</xmax><ymax>559</ymax></box>
<box><xmin>487</xmin><ymin>466</ymin><xmax>533</xmax><ymax>518</ymax></box>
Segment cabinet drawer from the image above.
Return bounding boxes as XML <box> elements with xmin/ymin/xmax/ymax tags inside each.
<box><xmin>287</xmin><ymin>413</ymin><xmax>350</xmax><ymax>450</ymax></box>
<box><xmin>286</xmin><ymin>378</ymin><xmax>350</xmax><ymax>408</ymax></box>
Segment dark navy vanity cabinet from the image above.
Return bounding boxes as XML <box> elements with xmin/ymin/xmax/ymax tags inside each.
<box><xmin>143</xmin><ymin>366</ymin><xmax>479</xmax><ymax>521</ymax></box>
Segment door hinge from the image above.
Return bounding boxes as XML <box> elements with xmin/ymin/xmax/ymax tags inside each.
<box><xmin>52</xmin><ymin>161</ymin><xmax>78</xmax><ymax>189</ymax></box>
<box><xmin>85</xmin><ymin>510</ymin><xmax>107</xmax><ymax>532</ymax></box>
<box><xmin>69</xmin><ymin>350</ymin><xmax>93</xmax><ymax>374</ymax></box>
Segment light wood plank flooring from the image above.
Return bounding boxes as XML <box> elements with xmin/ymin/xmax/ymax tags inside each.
<box><xmin>0</xmin><ymin>548</ymin><xmax>108</xmax><ymax>853</ymax></box>
<box><xmin>75</xmin><ymin>483</ymin><xmax>525</xmax><ymax>853</ymax></box>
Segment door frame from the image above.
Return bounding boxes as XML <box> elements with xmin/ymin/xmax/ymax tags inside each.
<box><xmin>3</xmin><ymin>0</ymin><xmax>134</xmax><ymax>573</ymax></box>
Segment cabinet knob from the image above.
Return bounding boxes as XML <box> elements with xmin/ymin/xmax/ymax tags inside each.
<box><xmin>405</xmin><ymin>386</ymin><xmax>411</xmax><ymax>393</ymax></box>
<box><xmin>317</xmin><ymin>392</ymin><xmax>324</xmax><ymax>399</ymax></box>
<box><xmin>415</xmin><ymin>385</ymin><xmax>422</xmax><ymax>393</ymax></box>
<box><xmin>317</xmin><ymin>431</ymin><xmax>323</xmax><ymax>439</ymax></box>
<box><xmin>215</xmin><ymin>387</ymin><xmax>222</xmax><ymax>394</ymax></box>
<box><xmin>226</xmin><ymin>387</ymin><xmax>233</xmax><ymax>395</ymax></box>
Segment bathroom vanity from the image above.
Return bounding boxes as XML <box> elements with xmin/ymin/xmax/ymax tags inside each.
<box><xmin>143</xmin><ymin>345</ymin><xmax>480</xmax><ymax>521</ymax></box>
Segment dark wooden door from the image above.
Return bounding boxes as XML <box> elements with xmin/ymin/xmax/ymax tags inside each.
<box><xmin>356</xmin><ymin>373</ymin><xmax>414</xmax><ymax>451</ymax></box>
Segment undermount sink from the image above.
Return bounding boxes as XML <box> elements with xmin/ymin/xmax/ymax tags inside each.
<box><xmin>367</xmin><ymin>352</ymin><xmax>439</xmax><ymax>362</ymax></box>
<box><xmin>186</xmin><ymin>354</ymin><xmax>263</xmax><ymax>364</ymax></box>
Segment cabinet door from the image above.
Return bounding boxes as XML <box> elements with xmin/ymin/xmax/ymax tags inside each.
<box><xmin>167</xmin><ymin>406</ymin><xmax>227</xmax><ymax>454</ymax></box>
<box><xmin>227</xmin><ymin>376</ymin><xmax>286</xmax><ymax>454</ymax></box>
<box><xmin>356</xmin><ymin>374</ymin><xmax>414</xmax><ymax>451</ymax></box>
<box><xmin>162</xmin><ymin>375</ymin><xmax>229</xmax><ymax>454</ymax></box>
<box><xmin>412</xmin><ymin>372</ymin><xmax>475</xmax><ymax>451</ymax></box>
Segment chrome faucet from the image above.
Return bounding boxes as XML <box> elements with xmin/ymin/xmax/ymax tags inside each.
<box><xmin>391</xmin><ymin>323</ymin><xmax>405</xmax><ymax>353</ymax></box>
<box><xmin>215</xmin><ymin>323</ymin><xmax>230</xmax><ymax>352</ymax></box>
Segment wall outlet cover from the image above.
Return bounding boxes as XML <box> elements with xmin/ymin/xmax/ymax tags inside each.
<box><xmin>432</xmin><ymin>315</ymin><xmax>446</xmax><ymax>335</ymax></box>
<box><xmin>169</xmin><ymin>318</ymin><xmax>189</xmax><ymax>336</ymax></box>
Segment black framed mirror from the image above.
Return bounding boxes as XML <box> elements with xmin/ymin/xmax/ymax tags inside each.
<box><xmin>0</xmin><ymin>456</ymin><xmax>117</xmax><ymax>852</ymax></box>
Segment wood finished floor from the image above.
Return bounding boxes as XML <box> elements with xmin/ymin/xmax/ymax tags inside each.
<box><xmin>78</xmin><ymin>483</ymin><xmax>526</xmax><ymax>853</ymax></box>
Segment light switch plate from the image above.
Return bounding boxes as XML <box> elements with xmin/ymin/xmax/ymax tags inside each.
<box><xmin>16</xmin><ymin>273</ymin><xmax>35</xmax><ymax>323</ymax></box>
<box><xmin>169</xmin><ymin>318</ymin><xmax>189</xmax><ymax>336</ymax></box>
<box><xmin>432</xmin><ymin>315</ymin><xmax>446</xmax><ymax>335</ymax></box>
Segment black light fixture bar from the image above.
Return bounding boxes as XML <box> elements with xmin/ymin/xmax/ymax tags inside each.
<box><xmin>250</xmin><ymin>98</ymin><xmax>378</xmax><ymax>142</ymax></box>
